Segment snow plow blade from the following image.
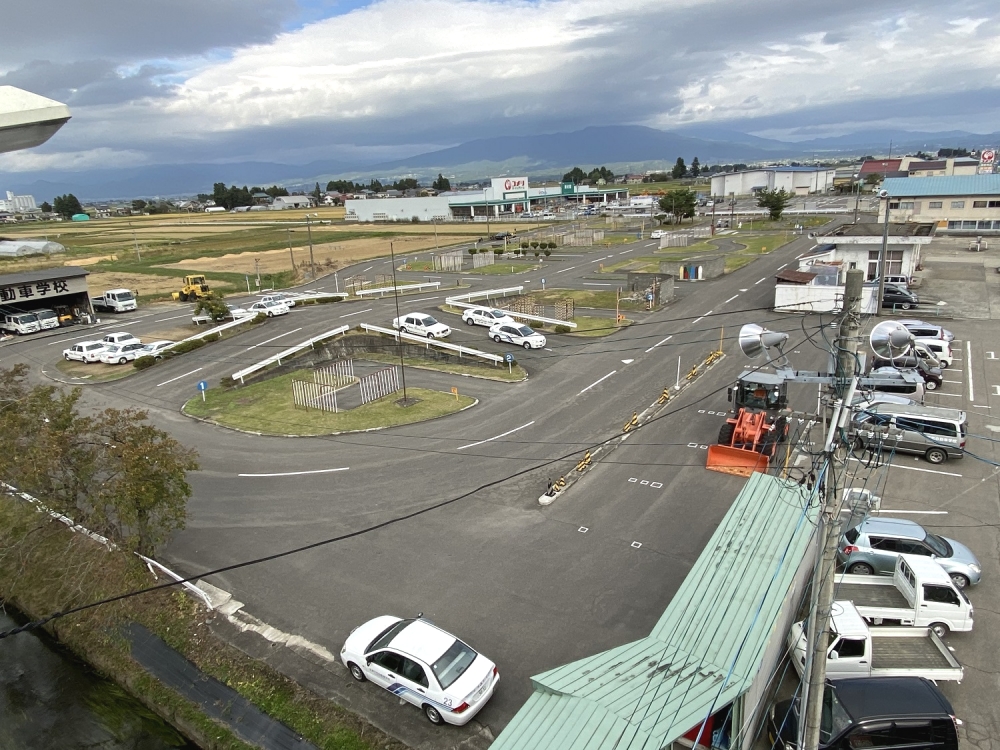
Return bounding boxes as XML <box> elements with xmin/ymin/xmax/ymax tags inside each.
<box><xmin>705</xmin><ymin>445</ymin><xmax>770</xmax><ymax>477</ymax></box>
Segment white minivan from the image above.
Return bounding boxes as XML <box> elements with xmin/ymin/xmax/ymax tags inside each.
<box><xmin>914</xmin><ymin>338</ymin><xmax>953</xmax><ymax>368</ymax></box>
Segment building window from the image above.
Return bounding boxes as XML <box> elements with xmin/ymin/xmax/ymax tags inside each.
<box><xmin>898</xmin><ymin>201</ymin><xmax>914</xmax><ymax>209</ymax></box>
<box><xmin>990</xmin><ymin>200</ymin><xmax>1000</xmax><ymax>208</ymax></box>
<box><xmin>928</xmin><ymin>201</ymin><xmax>943</xmax><ymax>209</ymax></box>
<box><xmin>973</xmin><ymin>200</ymin><xmax>987</xmax><ymax>208</ymax></box>
<box><xmin>888</xmin><ymin>202</ymin><xmax>900</xmax><ymax>209</ymax></box>
<box><xmin>868</xmin><ymin>250</ymin><xmax>880</xmax><ymax>260</ymax></box>
<box><xmin>951</xmin><ymin>200</ymin><xmax>965</xmax><ymax>209</ymax></box>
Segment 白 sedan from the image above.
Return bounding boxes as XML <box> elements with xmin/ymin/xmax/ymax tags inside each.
<box><xmin>100</xmin><ymin>342</ymin><xmax>146</xmax><ymax>364</ymax></box>
<box><xmin>489</xmin><ymin>322</ymin><xmax>546</xmax><ymax>349</ymax></box>
<box><xmin>461</xmin><ymin>307</ymin><xmax>515</xmax><ymax>327</ymax></box>
<box><xmin>137</xmin><ymin>340</ymin><xmax>175</xmax><ymax>359</ymax></box>
<box><xmin>63</xmin><ymin>341</ymin><xmax>107</xmax><ymax>363</ymax></box>
<box><xmin>248</xmin><ymin>300</ymin><xmax>289</xmax><ymax>317</ymax></box>
<box><xmin>341</xmin><ymin>615</ymin><xmax>499</xmax><ymax>726</ymax></box>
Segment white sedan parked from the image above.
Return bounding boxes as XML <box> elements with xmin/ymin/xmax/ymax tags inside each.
<box><xmin>137</xmin><ymin>340</ymin><xmax>175</xmax><ymax>359</ymax></box>
<box><xmin>100</xmin><ymin>342</ymin><xmax>147</xmax><ymax>365</ymax></box>
<box><xmin>489</xmin><ymin>322</ymin><xmax>546</xmax><ymax>349</ymax></box>
<box><xmin>392</xmin><ymin>313</ymin><xmax>451</xmax><ymax>339</ymax></box>
<box><xmin>63</xmin><ymin>341</ymin><xmax>107</xmax><ymax>363</ymax></box>
<box><xmin>248</xmin><ymin>300</ymin><xmax>290</xmax><ymax>317</ymax></box>
<box><xmin>461</xmin><ymin>307</ymin><xmax>515</xmax><ymax>327</ymax></box>
<box><xmin>341</xmin><ymin>615</ymin><xmax>499</xmax><ymax>726</ymax></box>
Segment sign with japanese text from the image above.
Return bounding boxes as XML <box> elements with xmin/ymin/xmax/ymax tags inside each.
<box><xmin>0</xmin><ymin>277</ymin><xmax>79</xmax><ymax>303</ymax></box>
<box><xmin>978</xmin><ymin>149</ymin><xmax>996</xmax><ymax>174</ymax></box>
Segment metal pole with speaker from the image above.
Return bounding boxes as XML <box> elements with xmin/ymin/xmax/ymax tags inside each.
<box><xmin>877</xmin><ymin>189</ymin><xmax>891</xmax><ymax>317</ymax></box>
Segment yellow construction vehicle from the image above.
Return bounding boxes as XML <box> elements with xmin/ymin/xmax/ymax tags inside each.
<box><xmin>706</xmin><ymin>372</ymin><xmax>789</xmax><ymax>477</ymax></box>
<box><xmin>172</xmin><ymin>275</ymin><xmax>213</xmax><ymax>302</ymax></box>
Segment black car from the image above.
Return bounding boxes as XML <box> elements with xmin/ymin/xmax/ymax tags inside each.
<box><xmin>870</xmin><ymin>356</ymin><xmax>943</xmax><ymax>391</ymax></box>
<box><xmin>769</xmin><ymin>677</ymin><xmax>959</xmax><ymax>750</ymax></box>
<box><xmin>882</xmin><ymin>284</ymin><xmax>919</xmax><ymax>310</ymax></box>
<box><xmin>493</xmin><ymin>232</ymin><xmax>515</xmax><ymax>240</ymax></box>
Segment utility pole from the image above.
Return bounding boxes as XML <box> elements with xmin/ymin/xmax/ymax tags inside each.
<box><xmin>287</xmin><ymin>228</ymin><xmax>295</xmax><ymax>270</ymax></box>
<box><xmin>306</xmin><ymin>214</ymin><xmax>316</xmax><ymax>280</ymax></box>
<box><xmin>802</xmin><ymin>268</ymin><xmax>863</xmax><ymax>750</ymax></box>
<box><xmin>388</xmin><ymin>241</ymin><xmax>410</xmax><ymax>406</ymax></box>
<box><xmin>876</xmin><ymin>190</ymin><xmax>891</xmax><ymax>317</ymax></box>
<box><xmin>711</xmin><ymin>197</ymin><xmax>717</xmax><ymax>236</ymax></box>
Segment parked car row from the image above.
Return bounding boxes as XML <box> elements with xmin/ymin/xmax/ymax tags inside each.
<box><xmin>63</xmin><ymin>332</ymin><xmax>174</xmax><ymax>365</ymax></box>
<box><xmin>396</xmin><ymin>308</ymin><xmax>548</xmax><ymax>350</ymax></box>
<box><xmin>2</xmin><ymin>308</ymin><xmax>64</xmax><ymax>336</ymax></box>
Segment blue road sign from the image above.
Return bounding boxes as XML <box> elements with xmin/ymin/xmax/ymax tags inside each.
<box><xmin>504</xmin><ymin>352</ymin><xmax>514</xmax><ymax>363</ymax></box>
<box><xmin>197</xmin><ymin>380</ymin><xmax>208</xmax><ymax>391</ymax></box>
<box><xmin>646</xmin><ymin>293</ymin><xmax>653</xmax><ymax>301</ymax></box>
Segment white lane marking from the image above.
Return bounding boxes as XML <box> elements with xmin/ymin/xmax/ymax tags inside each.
<box><xmin>156</xmin><ymin>313</ymin><xmax>194</xmax><ymax>322</ymax></box>
<box><xmin>584</xmin><ymin>282</ymin><xmax>612</xmax><ymax>286</ymax></box>
<box><xmin>935</xmin><ymin>393</ymin><xmax>962</xmax><ymax>398</ymax></box>
<box><xmin>238</xmin><ymin>467</ymin><xmax>349</xmax><ymax>477</ymax></box>
<box><xmin>878</xmin><ymin>509</ymin><xmax>948</xmax><ymax>515</ymax></box>
<box><xmin>692</xmin><ymin>310</ymin><xmax>713</xmax><ymax>324</ymax></box>
<box><xmin>456</xmin><ymin>420</ymin><xmax>535</xmax><ymax>450</ymax></box>
<box><xmin>777</xmin><ymin>263</ymin><xmax>788</xmax><ymax>270</ymax></box>
<box><xmin>755</xmin><ymin>277</ymin><xmax>767</xmax><ymax>285</ymax></box>
<box><xmin>943</xmin><ymin>380</ymin><xmax>963</xmax><ymax>384</ymax></box>
<box><xmin>362</xmin><ymin>265</ymin><xmax>374</xmax><ymax>272</ymax></box>
<box><xmin>589</xmin><ymin>256</ymin><xmax>609</xmax><ymax>263</ymax></box>
<box><xmin>339</xmin><ymin>307</ymin><xmax>373</xmax><ymax>318</ymax></box>
<box><xmin>246</xmin><ymin>327</ymin><xmax>303</xmax><ymax>351</ymax></box>
<box><xmin>967</xmin><ymin>339</ymin><xmax>974</xmax><ymax>402</ymax></box>
<box><xmin>156</xmin><ymin>367</ymin><xmax>203</xmax><ymax>387</ymax></box>
<box><xmin>795</xmin><ymin>253</ymin><xmax>804</xmax><ymax>259</ymax></box>
<box><xmin>410</xmin><ymin>296</ymin><xmax>440</xmax><ymax>303</ymax></box>
<box><xmin>645</xmin><ymin>334</ymin><xmax>672</xmax><ymax>353</ymax></box>
<box><xmin>849</xmin><ymin>457</ymin><xmax>961</xmax><ymax>477</ymax></box>
<box><xmin>620</xmin><ymin>249</ymin><xmax>634</xmax><ymax>254</ymax></box>
<box><xmin>48</xmin><ymin>332</ymin><xmax>105</xmax><ymax>346</ymax></box>
<box><xmin>621</xmin><ymin>359</ymin><xmax>634</xmax><ymax>364</ymax></box>
<box><xmin>739</xmin><ymin>288</ymin><xmax>749</xmax><ymax>292</ymax></box>
<box><xmin>722</xmin><ymin>294</ymin><xmax>739</xmax><ymax>305</ymax></box>
<box><xmin>555</xmin><ymin>265</ymin><xmax>578</xmax><ymax>274</ymax></box>
<box><xmin>972</xmin><ymin>403</ymin><xmax>991</xmax><ymax>408</ymax></box>
<box><xmin>579</xmin><ymin>370</ymin><xmax>616</xmax><ymax>395</ymax></box>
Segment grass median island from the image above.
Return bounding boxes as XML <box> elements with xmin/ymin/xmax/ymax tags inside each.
<box><xmin>361</xmin><ymin>351</ymin><xmax>527</xmax><ymax>381</ymax></box>
<box><xmin>184</xmin><ymin>371</ymin><xmax>475</xmax><ymax>435</ymax></box>
<box><xmin>0</xmin><ymin>495</ymin><xmax>400</xmax><ymax>750</ymax></box>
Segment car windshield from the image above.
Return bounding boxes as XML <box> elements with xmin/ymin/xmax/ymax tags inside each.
<box><xmin>821</xmin><ymin>685</ymin><xmax>853</xmax><ymax>744</ymax></box>
<box><xmin>490</xmin><ymin>310</ymin><xmax>506</xmax><ymax>318</ymax></box>
<box><xmin>366</xmin><ymin>619</ymin><xmax>413</xmax><ymax>655</ymax></box>
<box><xmin>36</xmin><ymin>311</ymin><xmax>56</xmax><ymax>319</ymax></box>
<box><xmin>516</xmin><ymin>326</ymin><xmax>534</xmax><ymax>336</ymax></box>
<box><xmin>423</xmin><ymin>316</ymin><xmax>440</xmax><ymax>325</ymax></box>
<box><xmin>924</xmin><ymin>533</ymin><xmax>951</xmax><ymax>557</ymax></box>
<box><xmin>430</xmin><ymin>639</ymin><xmax>478</xmax><ymax>689</ymax></box>
<box><xmin>116</xmin><ymin>291</ymin><xmax>135</xmax><ymax>301</ymax></box>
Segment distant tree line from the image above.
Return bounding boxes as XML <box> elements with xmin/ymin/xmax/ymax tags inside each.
<box><xmin>210</xmin><ymin>183</ymin><xmax>291</xmax><ymax>210</ymax></box>
<box><xmin>562</xmin><ymin>166</ymin><xmax>616</xmax><ymax>184</ymax></box>
<box><xmin>52</xmin><ymin>194</ymin><xmax>83</xmax><ymax>218</ymax></box>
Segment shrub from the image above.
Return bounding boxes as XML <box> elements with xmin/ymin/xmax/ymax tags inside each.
<box><xmin>520</xmin><ymin>241</ymin><xmax>529</xmax><ymax>249</ymax></box>
<box><xmin>555</xmin><ymin>325</ymin><xmax>571</xmax><ymax>334</ymax></box>
<box><xmin>172</xmin><ymin>339</ymin><xmax>207</xmax><ymax>354</ymax></box>
<box><xmin>202</xmin><ymin>332</ymin><xmax>221</xmax><ymax>343</ymax></box>
<box><xmin>315</xmin><ymin>296</ymin><xmax>340</xmax><ymax>304</ymax></box>
<box><xmin>530</xmin><ymin>241</ymin><xmax>539</xmax><ymax>249</ymax></box>
<box><xmin>548</xmin><ymin>241</ymin><xmax>557</xmax><ymax>249</ymax></box>
<box><xmin>133</xmin><ymin>355</ymin><xmax>157</xmax><ymax>370</ymax></box>
<box><xmin>250</xmin><ymin>312</ymin><xmax>268</xmax><ymax>323</ymax></box>
<box><xmin>468</xmin><ymin>247</ymin><xmax>477</xmax><ymax>256</ymax></box>
<box><xmin>534</xmin><ymin>251</ymin><xmax>540</xmax><ymax>258</ymax></box>
<box><xmin>411</xmin><ymin>216</ymin><xmax>420</xmax><ymax>223</ymax></box>
<box><xmin>544</xmin><ymin>248</ymin><xmax>552</xmax><ymax>257</ymax></box>
<box><xmin>529</xmin><ymin>319</ymin><xmax>544</xmax><ymax>328</ymax></box>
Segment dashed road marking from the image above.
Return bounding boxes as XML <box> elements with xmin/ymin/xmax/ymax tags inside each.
<box><xmin>579</xmin><ymin>370</ymin><xmax>616</xmax><ymax>395</ymax></box>
<box><xmin>239</xmin><ymin>467</ymin><xmax>349</xmax><ymax>477</ymax></box>
<box><xmin>156</xmin><ymin>367</ymin><xmax>202</xmax><ymax>387</ymax></box>
<box><xmin>644</xmin><ymin>334</ymin><xmax>672</xmax><ymax>353</ymax></box>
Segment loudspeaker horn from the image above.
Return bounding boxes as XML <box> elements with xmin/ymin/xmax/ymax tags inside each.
<box><xmin>870</xmin><ymin>320</ymin><xmax>913</xmax><ymax>360</ymax></box>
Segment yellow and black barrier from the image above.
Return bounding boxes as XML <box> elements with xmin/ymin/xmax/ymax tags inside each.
<box><xmin>657</xmin><ymin>388</ymin><xmax>671</xmax><ymax>405</ymax></box>
<box><xmin>622</xmin><ymin>411</ymin><xmax>639</xmax><ymax>433</ymax></box>
<box><xmin>575</xmin><ymin>450</ymin><xmax>592</xmax><ymax>472</ymax></box>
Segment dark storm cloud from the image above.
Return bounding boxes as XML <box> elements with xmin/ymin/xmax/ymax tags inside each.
<box><xmin>0</xmin><ymin>60</ymin><xmax>177</xmax><ymax>106</ymax></box>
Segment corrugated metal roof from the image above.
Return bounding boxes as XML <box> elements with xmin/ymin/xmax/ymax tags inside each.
<box><xmin>884</xmin><ymin>174</ymin><xmax>1000</xmax><ymax>197</ymax></box>
<box><xmin>0</xmin><ymin>265</ymin><xmax>89</xmax><ymax>285</ymax></box>
<box><xmin>492</xmin><ymin>473</ymin><xmax>818</xmax><ymax>750</ymax></box>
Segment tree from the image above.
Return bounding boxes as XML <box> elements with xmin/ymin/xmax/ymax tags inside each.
<box><xmin>194</xmin><ymin>297</ymin><xmax>230</xmax><ymax>322</ymax></box>
<box><xmin>368</xmin><ymin>179</ymin><xmax>384</xmax><ymax>192</ymax></box>
<box><xmin>312</xmin><ymin>182</ymin><xmax>322</xmax><ymax>201</ymax></box>
<box><xmin>690</xmin><ymin>157</ymin><xmax>701</xmax><ymax>177</ymax></box>
<box><xmin>265</xmin><ymin>185</ymin><xmax>289</xmax><ymax>198</ymax></box>
<box><xmin>39</xmin><ymin>201</ymin><xmax>52</xmax><ymax>213</ymax></box>
<box><xmin>432</xmin><ymin>174</ymin><xmax>451</xmax><ymax>191</ymax></box>
<box><xmin>671</xmin><ymin>158</ymin><xmax>687</xmax><ymax>180</ymax></box>
<box><xmin>864</xmin><ymin>173</ymin><xmax>882</xmax><ymax>185</ymax></box>
<box><xmin>563</xmin><ymin>167</ymin><xmax>587</xmax><ymax>184</ymax></box>
<box><xmin>756</xmin><ymin>187</ymin><xmax>792</xmax><ymax>220</ymax></box>
<box><xmin>0</xmin><ymin>365</ymin><xmax>198</xmax><ymax>556</ymax></box>
<box><xmin>53</xmin><ymin>194</ymin><xmax>83</xmax><ymax>218</ymax></box>
<box><xmin>587</xmin><ymin>166</ymin><xmax>615</xmax><ymax>183</ymax></box>
<box><xmin>131</xmin><ymin>199</ymin><xmax>147</xmax><ymax>212</ymax></box>
<box><xmin>658</xmin><ymin>188</ymin><xmax>697</xmax><ymax>223</ymax></box>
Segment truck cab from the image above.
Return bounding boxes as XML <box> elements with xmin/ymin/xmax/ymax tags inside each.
<box><xmin>2</xmin><ymin>311</ymin><xmax>41</xmax><ymax>335</ymax></box>
<box><xmin>728</xmin><ymin>371</ymin><xmax>788</xmax><ymax>413</ymax></box>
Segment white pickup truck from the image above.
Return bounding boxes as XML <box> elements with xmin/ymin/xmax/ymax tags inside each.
<box><xmin>788</xmin><ymin>601</ymin><xmax>963</xmax><ymax>682</ymax></box>
<box><xmin>91</xmin><ymin>288</ymin><xmax>137</xmax><ymax>313</ymax></box>
<box><xmin>837</xmin><ymin>553</ymin><xmax>972</xmax><ymax>637</ymax></box>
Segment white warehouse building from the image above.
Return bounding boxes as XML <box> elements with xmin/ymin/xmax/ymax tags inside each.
<box><xmin>345</xmin><ymin>176</ymin><xmax>629</xmax><ymax>222</ymax></box>
<box><xmin>711</xmin><ymin>167</ymin><xmax>836</xmax><ymax>198</ymax></box>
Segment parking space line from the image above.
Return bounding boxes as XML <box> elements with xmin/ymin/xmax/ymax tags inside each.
<box><xmin>645</xmin><ymin>334</ymin><xmax>672</xmax><ymax>353</ymax></box>
<box><xmin>849</xmin><ymin>457</ymin><xmax>961</xmax><ymax>477</ymax></box>
<box><xmin>410</xmin><ymin>297</ymin><xmax>439</xmax><ymax>303</ymax></box>
<box><xmin>48</xmin><ymin>332</ymin><xmax>104</xmax><ymax>346</ymax></box>
<box><xmin>246</xmin><ymin>328</ymin><xmax>302</xmax><ymax>351</ymax></box>
<box><xmin>456</xmin><ymin>421</ymin><xmax>535</xmax><ymax>450</ymax></box>
<box><xmin>943</xmin><ymin>380</ymin><xmax>962</xmax><ymax>384</ymax></box>
<box><xmin>238</xmin><ymin>467</ymin><xmax>348</xmax><ymax>477</ymax></box>
<box><xmin>967</xmin><ymin>339</ymin><xmax>974</xmax><ymax>401</ymax></box>
<box><xmin>583</xmin><ymin>282</ymin><xmax>612</xmax><ymax>286</ymax></box>
<box><xmin>935</xmin><ymin>393</ymin><xmax>962</xmax><ymax>397</ymax></box>
<box><xmin>579</xmin><ymin>370</ymin><xmax>616</xmax><ymax>395</ymax></box>
<box><xmin>156</xmin><ymin>368</ymin><xmax>202</xmax><ymax>387</ymax></box>
<box><xmin>339</xmin><ymin>308</ymin><xmax>372</xmax><ymax>318</ymax></box>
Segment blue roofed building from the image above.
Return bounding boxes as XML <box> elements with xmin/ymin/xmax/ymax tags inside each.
<box><xmin>880</xmin><ymin>174</ymin><xmax>1000</xmax><ymax>234</ymax></box>
<box><xmin>491</xmin><ymin>472</ymin><xmax>819</xmax><ymax>750</ymax></box>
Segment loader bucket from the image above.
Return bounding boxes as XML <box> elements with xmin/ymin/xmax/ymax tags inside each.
<box><xmin>705</xmin><ymin>444</ymin><xmax>770</xmax><ymax>477</ymax></box>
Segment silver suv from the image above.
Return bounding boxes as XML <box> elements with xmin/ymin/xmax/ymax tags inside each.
<box><xmin>838</xmin><ymin>517</ymin><xmax>981</xmax><ymax>588</ymax></box>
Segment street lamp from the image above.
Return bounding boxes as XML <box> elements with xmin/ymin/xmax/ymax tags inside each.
<box><xmin>388</xmin><ymin>241</ymin><xmax>412</xmax><ymax>406</ymax></box>
<box><xmin>483</xmin><ymin>187</ymin><xmax>491</xmax><ymax>238</ymax></box>
<box><xmin>305</xmin><ymin>213</ymin><xmax>318</xmax><ymax>280</ymax></box>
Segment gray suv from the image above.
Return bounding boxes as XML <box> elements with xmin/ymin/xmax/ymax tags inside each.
<box><xmin>838</xmin><ymin>517</ymin><xmax>981</xmax><ymax>588</ymax></box>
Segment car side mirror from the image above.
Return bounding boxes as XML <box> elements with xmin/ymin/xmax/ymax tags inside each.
<box><xmin>829</xmin><ymin>651</ymin><xmax>839</xmax><ymax>660</ymax></box>
<box><xmin>365</xmin><ymin>656</ymin><xmax>373</xmax><ymax>665</ymax></box>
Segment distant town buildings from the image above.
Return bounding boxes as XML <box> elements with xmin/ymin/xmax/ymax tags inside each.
<box><xmin>0</xmin><ymin>191</ymin><xmax>37</xmax><ymax>212</ymax></box>
<box><xmin>710</xmin><ymin>166</ymin><xmax>837</xmax><ymax>197</ymax></box>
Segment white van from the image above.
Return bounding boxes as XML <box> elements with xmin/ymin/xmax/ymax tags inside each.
<box><xmin>914</xmin><ymin>338</ymin><xmax>953</xmax><ymax>367</ymax></box>
<box><xmin>1</xmin><ymin>311</ymin><xmax>41</xmax><ymax>335</ymax></box>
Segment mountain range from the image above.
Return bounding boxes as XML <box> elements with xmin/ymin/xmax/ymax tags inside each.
<box><xmin>6</xmin><ymin>126</ymin><xmax>999</xmax><ymax>202</ymax></box>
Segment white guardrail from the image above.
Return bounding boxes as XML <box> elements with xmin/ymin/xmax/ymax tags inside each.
<box><xmin>445</xmin><ymin>287</ymin><xmax>578</xmax><ymax>329</ymax></box>
<box><xmin>355</xmin><ymin>281</ymin><xmax>440</xmax><ymax>298</ymax></box>
<box><xmin>360</xmin><ymin>323</ymin><xmax>503</xmax><ymax>364</ymax></box>
<box><xmin>232</xmin><ymin>325</ymin><xmax>350</xmax><ymax>383</ymax></box>
<box><xmin>175</xmin><ymin>313</ymin><xmax>256</xmax><ymax>343</ymax></box>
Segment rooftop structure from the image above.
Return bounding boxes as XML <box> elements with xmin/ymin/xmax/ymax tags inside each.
<box><xmin>0</xmin><ymin>86</ymin><xmax>71</xmax><ymax>154</ymax></box>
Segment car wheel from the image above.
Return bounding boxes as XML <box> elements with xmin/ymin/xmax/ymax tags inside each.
<box><xmin>493</xmin><ymin>334</ymin><xmax>502</xmax><ymax>343</ymax></box>
<box><xmin>930</xmin><ymin>622</ymin><xmax>949</xmax><ymax>638</ymax></box>
<box><xmin>423</xmin><ymin>704</ymin><xmax>444</xmax><ymax>725</ymax></box>
<box><xmin>465</xmin><ymin>318</ymin><xmax>475</xmax><ymax>326</ymax></box>
<box><xmin>267</xmin><ymin>311</ymin><xmax>274</xmax><ymax>317</ymax></box>
<box><xmin>346</xmin><ymin>662</ymin><xmax>366</xmax><ymax>681</ymax></box>
<box><xmin>900</xmin><ymin>303</ymin><xmax>913</xmax><ymax>310</ymax></box>
<box><xmin>64</xmin><ymin>353</ymin><xmax>71</xmax><ymax>360</ymax></box>
<box><xmin>924</xmin><ymin>380</ymin><xmax>937</xmax><ymax>390</ymax></box>
<box><xmin>523</xmin><ymin>341</ymin><xmax>531</xmax><ymax>349</ymax></box>
<box><xmin>847</xmin><ymin>562</ymin><xmax>874</xmax><ymax>576</ymax></box>
<box><xmin>950</xmin><ymin>573</ymin><xmax>970</xmax><ymax>590</ymax></box>
<box><xmin>925</xmin><ymin>447</ymin><xmax>947</xmax><ymax>464</ymax></box>
<box><xmin>427</xmin><ymin>332</ymin><xmax>435</xmax><ymax>339</ymax></box>
<box><xmin>118</xmin><ymin>357</ymin><xmax>127</xmax><ymax>364</ymax></box>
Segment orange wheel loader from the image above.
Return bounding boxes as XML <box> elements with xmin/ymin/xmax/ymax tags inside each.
<box><xmin>706</xmin><ymin>372</ymin><xmax>789</xmax><ymax>477</ymax></box>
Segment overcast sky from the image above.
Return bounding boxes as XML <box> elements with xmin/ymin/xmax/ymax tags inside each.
<box><xmin>2</xmin><ymin>0</ymin><xmax>999</xmax><ymax>173</ymax></box>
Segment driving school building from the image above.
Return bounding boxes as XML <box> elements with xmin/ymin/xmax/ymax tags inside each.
<box><xmin>345</xmin><ymin>176</ymin><xmax>628</xmax><ymax>222</ymax></box>
<box><xmin>880</xmin><ymin>174</ymin><xmax>1000</xmax><ymax>234</ymax></box>
<box><xmin>0</xmin><ymin>267</ymin><xmax>92</xmax><ymax>322</ymax></box>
